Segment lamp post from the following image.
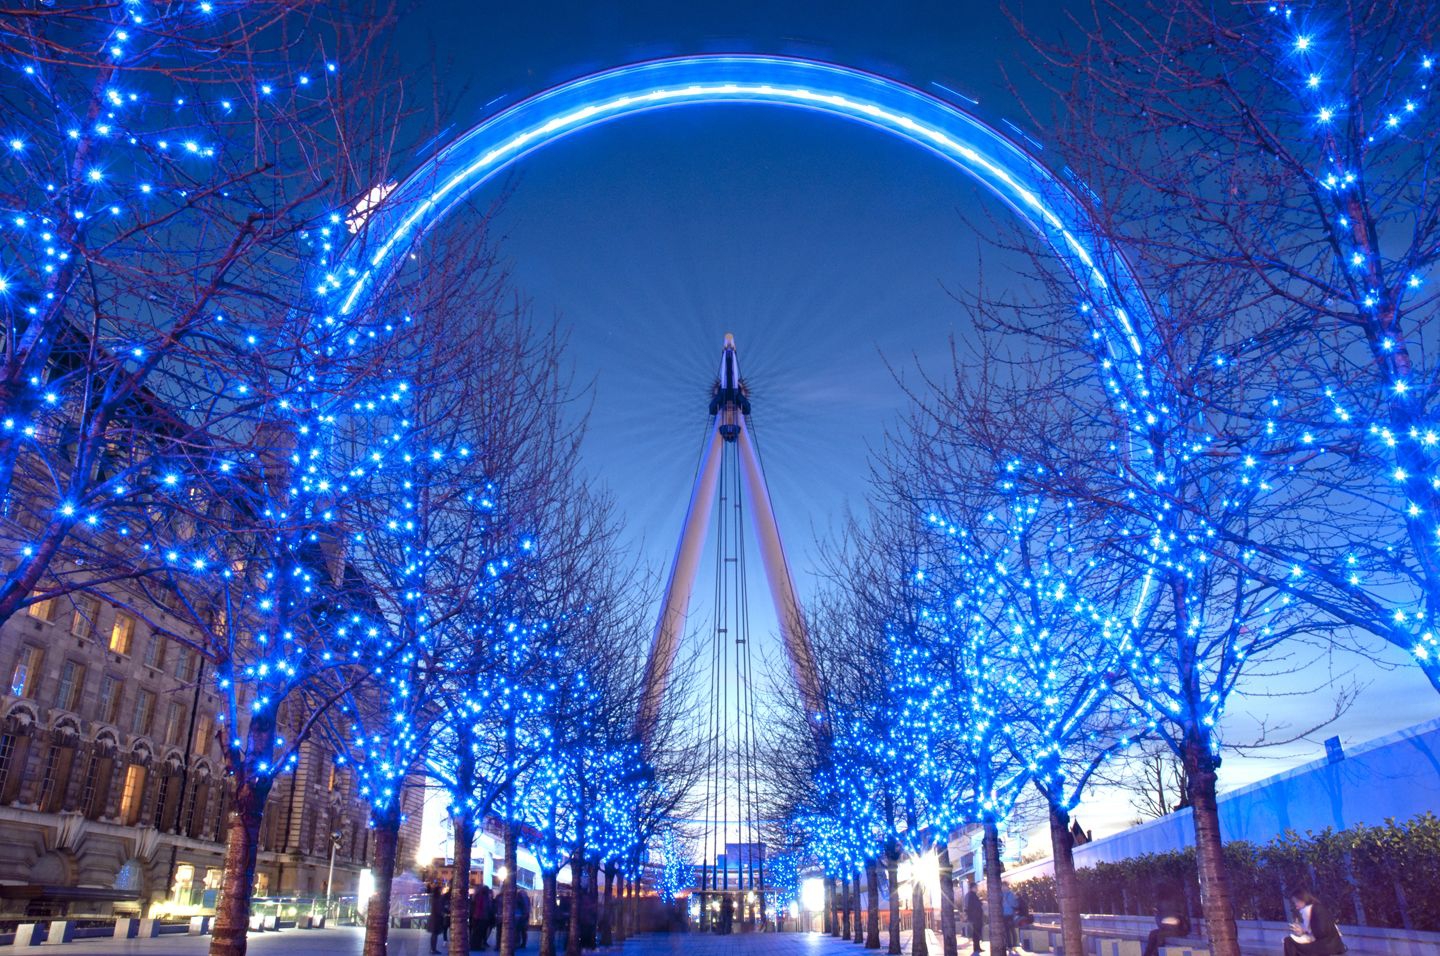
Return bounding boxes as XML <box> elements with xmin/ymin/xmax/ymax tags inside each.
<box><xmin>325</xmin><ymin>830</ymin><xmax>343</xmax><ymax>921</ymax></box>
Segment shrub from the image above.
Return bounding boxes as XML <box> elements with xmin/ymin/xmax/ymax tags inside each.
<box><xmin>1011</xmin><ymin>812</ymin><xmax>1440</xmax><ymax>931</ymax></box>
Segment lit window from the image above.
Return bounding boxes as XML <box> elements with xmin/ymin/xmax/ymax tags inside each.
<box><xmin>109</xmin><ymin>612</ymin><xmax>136</xmax><ymax>655</ymax></box>
<box><xmin>119</xmin><ymin>764</ymin><xmax>147</xmax><ymax>825</ymax></box>
<box><xmin>26</xmin><ymin>595</ymin><xmax>57</xmax><ymax>623</ymax></box>
<box><xmin>9</xmin><ymin>646</ymin><xmax>43</xmax><ymax>697</ymax></box>
<box><xmin>70</xmin><ymin>595</ymin><xmax>101</xmax><ymax>638</ymax></box>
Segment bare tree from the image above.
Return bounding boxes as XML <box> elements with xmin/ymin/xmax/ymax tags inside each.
<box><xmin>0</xmin><ymin>1</ymin><xmax>398</xmax><ymax>635</ymax></box>
<box><xmin>1012</xmin><ymin>0</ymin><xmax>1440</xmax><ymax>691</ymax></box>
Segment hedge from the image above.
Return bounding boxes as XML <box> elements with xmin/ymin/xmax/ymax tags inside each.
<box><xmin>1012</xmin><ymin>811</ymin><xmax>1440</xmax><ymax>932</ymax></box>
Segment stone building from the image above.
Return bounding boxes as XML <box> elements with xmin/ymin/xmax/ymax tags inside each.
<box><xmin>0</xmin><ymin>584</ymin><xmax>423</xmax><ymax>918</ymax></box>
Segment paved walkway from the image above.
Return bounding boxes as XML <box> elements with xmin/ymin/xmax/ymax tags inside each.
<box><xmin>33</xmin><ymin>927</ymin><xmax>956</xmax><ymax>955</ymax></box>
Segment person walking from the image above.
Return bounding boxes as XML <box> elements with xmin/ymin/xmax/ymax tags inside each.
<box><xmin>471</xmin><ymin>884</ymin><xmax>493</xmax><ymax>951</ymax></box>
<box><xmin>1142</xmin><ymin>882</ymin><xmax>1191</xmax><ymax>956</ymax></box>
<box><xmin>1284</xmin><ymin>889</ymin><xmax>1346</xmax><ymax>956</ymax></box>
<box><xmin>515</xmin><ymin>888</ymin><xmax>532</xmax><ymax>949</ymax></box>
<box><xmin>963</xmin><ymin>879</ymin><xmax>985</xmax><ymax>956</ymax></box>
<box><xmin>429</xmin><ymin>881</ymin><xmax>452</xmax><ymax>955</ymax></box>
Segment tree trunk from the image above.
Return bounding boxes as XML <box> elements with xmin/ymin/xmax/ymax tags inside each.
<box><xmin>588</xmin><ymin>861</ymin><xmax>601</xmax><ymax>947</ymax></box>
<box><xmin>540</xmin><ymin>869</ymin><xmax>558</xmax><ymax>956</ymax></box>
<box><xmin>499</xmin><ymin>819</ymin><xmax>518</xmax><ymax>956</ymax></box>
<box><xmin>1048</xmin><ymin>800</ymin><xmax>1083</xmax><ymax>956</ymax></box>
<box><xmin>867</xmin><ymin>857</ymin><xmax>881</xmax><ymax>949</ymax></box>
<box><xmin>886</xmin><ymin>844</ymin><xmax>903</xmax><ymax>955</ymax></box>
<box><xmin>209</xmin><ymin>774</ymin><xmax>272</xmax><ymax>956</ymax></box>
<box><xmin>824</xmin><ymin>877</ymin><xmax>833</xmax><ymax>935</ymax></box>
<box><xmin>600</xmin><ymin>866</ymin><xmax>615</xmax><ymax>947</ymax></box>
<box><xmin>624</xmin><ymin>873</ymin><xmax>636</xmax><ymax>938</ymax></box>
<box><xmin>450</xmin><ymin>812</ymin><xmax>473</xmax><ymax>956</ymax></box>
<box><xmin>1185</xmin><ymin>735</ymin><xmax>1240</xmax><ymax>956</ymax></box>
<box><xmin>938</xmin><ymin>843</ymin><xmax>957</xmax><ymax>956</ymax></box>
<box><xmin>984</xmin><ymin>820</ymin><xmax>1007</xmax><ymax>956</ymax></box>
<box><xmin>913</xmin><ymin>862</ymin><xmax>930</xmax><ymax>956</ymax></box>
<box><xmin>854</xmin><ymin>873</ymin><xmax>865</xmax><ymax>944</ymax></box>
<box><xmin>363</xmin><ymin>813</ymin><xmax>399</xmax><ymax>956</ymax></box>
<box><xmin>566</xmin><ymin>854</ymin><xmax>583</xmax><ymax>956</ymax></box>
<box><xmin>614</xmin><ymin>874</ymin><xmax>626</xmax><ymax>943</ymax></box>
<box><xmin>843</xmin><ymin>876</ymin><xmax>853</xmax><ymax>940</ymax></box>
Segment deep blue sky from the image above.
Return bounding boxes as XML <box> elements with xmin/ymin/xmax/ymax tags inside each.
<box><xmin>397</xmin><ymin>0</ymin><xmax>1437</xmax><ymax>842</ymax></box>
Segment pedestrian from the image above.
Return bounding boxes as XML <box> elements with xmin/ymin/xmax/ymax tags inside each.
<box><xmin>963</xmin><ymin>878</ymin><xmax>985</xmax><ymax>956</ymax></box>
<box><xmin>471</xmin><ymin>884</ymin><xmax>493</xmax><ymax>951</ymax></box>
<box><xmin>1284</xmin><ymin>889</ymin><xmax>1346</xmax><ymax>956</ymax></box>
<box><xmin>1142</xmin><ymin>882</ymin><xmax>1191</xmax><ymax>956</ymax></box>
<box><xmin>515</xmin><ymin>887</ymin><xmax>532</xmax><ymax>949</ymax></box>
<box><xmin>429</xmin><ymin>881</ymin><xmax>452</xmax><ymax>955</ymax></box>
<box><xmin>1002</xmin><ymin>886</ymin><xmax>1019</xmax><ymax>952</ymax></box>
<box><xmin>556</xmin><ymin>891</ymin><xmax>572</xmax><ymax>952</ymax></box>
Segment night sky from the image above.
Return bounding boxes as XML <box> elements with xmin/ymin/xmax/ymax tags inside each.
<box><xmin>397</xmin><ymin>1</ymin><xmax>1437</xmax><ymax>844</ymax></box>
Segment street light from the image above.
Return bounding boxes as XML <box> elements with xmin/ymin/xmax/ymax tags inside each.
<box><xmin>325</xmin><ymin>830</ymin><xmax>343</xmax><ymax>921</ymax></box>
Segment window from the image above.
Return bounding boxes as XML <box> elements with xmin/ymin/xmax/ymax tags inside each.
<box><xmin>108</xmin><ymin>612</ymin><xmax>136</xmax><ymax>655</ymax></box>
<box><xmin>99</xmin><ymin>675</ymin><xmax>124</xmax><ymax>725</ymax></box>
<box><xmin>192</xmin><ymin>713</ymin><xmax>213</xmax><ymax>754</ymax></box>
<box><xmin>175</xmin><ymin>649</ymin><xmax>199</xmax><ymax>683</ymax></box>
<box><xmin>130</xmin><ymin>689</ymin><xmax>155</xmax><ymax>736</ymax></box>
<box><xmin>9</xmin><ymin>646</ymin><xmax>43</xmax><ymax>697</ymax></box>
<box><xmin>36</xmin><ymin>745</ymin><xmax>61</xmax><ymax>810</ymax></box>
<box><xmin>152</xmin><ymin>773</ymin><xmax>171</xmax><ymax>828</ymax></box>
<box><xmin>143</xmin><ymin>634</ymin><xmax>167</xmax><ymax>670</ymax></box>
<box><xmin>70</xmin><ymin>595</ymin><xmax>100</xmax><ymax>638</ymax></box>
<box><xmin>0</xmin><ymin>735</ymin><xmax>16</xmax><ymax>793</ymax></box>
<box><xmin>119</xmin><ymin>764</ymin><xmax>146</xmax><ymax>825</ymax></box>
<box><xmin>78</xmin><ymin>752</ymin><xmax>100</xmax><ymax>816</ymax></box>
<box><xmin>54</xmin><ymin>660</ymin><xmax>85</xmax><ymax>711</ymax></box>
<box><xmin>26</xmin><ymin>595</ymin><xmax>57</xmax><ymax>623</ymax></box>
<box><xmin>162</xmin><ymin>702</ymin><xmax>185</xmax><ymax>746</ymax></box>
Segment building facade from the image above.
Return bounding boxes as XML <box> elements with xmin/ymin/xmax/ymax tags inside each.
<box><xmin>0</xmin><ymin>584</ymin><xmax>422</xmax><ymax>919</ymax></box>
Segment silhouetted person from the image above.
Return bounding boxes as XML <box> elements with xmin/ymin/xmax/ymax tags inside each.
<box><xmin>1142</xmin><ymin>882</ymin><xmax>1191</xmax><ymax>956</ymax></box>
<box><xmin>471</xmin><ymin>884</ymin><xmax>493</xmax><ymax>951</ymax></box>
<box><xmin>429</xmin><ymin>881</ymin><xmax>452</xmax><ymax>955</ymax></box>
<box><xmin>720</xmin><ymin>894</ymin><xmax>735</xmax><ymax>935</ymax></box>
<box><xmin>515</xmin><ymin>889</ymin><xmax>532</xmax><ymax>949</ymax></box>
<box><xmin>963</xmin><ymin>879</ymin><xmax>985</xmax><ymax>956</ymax></box>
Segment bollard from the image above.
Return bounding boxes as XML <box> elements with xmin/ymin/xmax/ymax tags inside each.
<box><xmin>137</xmin><ymin>918</ymin><xmax>162</xmax><ymax>938</ymax></box>
<box><xmin>40</xmin><ymin>922</ymin><xmax>73</xmax><ymax>946</ymax></box>
<box><xmin>11</xmin><ymin>923</ymin><xmax>42</xmax><ymax>946</ymax></box>
<box><xmin>114</xmin><ymin>918</ymin><xmax>139</xmax><ymax>939</ymax></box>
<box><xmin>188</xmin><ymin>915</ymin><xmax>211</xmax><ymax>935</ymax></box>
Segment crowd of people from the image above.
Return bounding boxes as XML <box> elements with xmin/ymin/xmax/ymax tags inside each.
<box><xmin>960</xmin><ymin>880</ymin><xmax>1031</xmax><ymax>956</ymax></box>
<box><xmin>426</xmin><ymin>879</ymin><xmax>533</xmax><ymax>954</ymax></box>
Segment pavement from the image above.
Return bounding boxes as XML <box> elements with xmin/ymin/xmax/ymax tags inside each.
<box><xmin>30</xmin><ymin>927</ymin><xmax>964</xmax><ymax>955</ymax></box>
